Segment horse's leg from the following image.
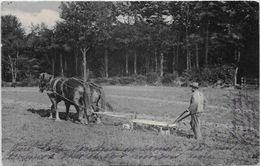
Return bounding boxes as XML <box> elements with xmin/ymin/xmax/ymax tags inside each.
<box><xmin>55</xmin><ymin>98</ymin><xmax>61</xmax><ymax>121</ymax></box>
<box><xmin>65</xmin><ymin>101</ymin><xmax>70</xmax><ymax>121</ymax></box>
<box><xmin>49</xmin><ymin>104</ymin><xmax>54</xmax><ymax>119</ymax></box>
<box><xmin>74</xmin><ymin>99</ymin><xmax>88</xmax><ymax>125</ymax></box>
<box><xmin>94</xmin><ymin>100</ymin><xmax>101</xmax><ymax>124</ymax></box>
<box><xmin>81</xmin><ymin>96</ymin><xmax>91</xmax><ymax>125</ymax></box>
<box><xmin>47</xmin><ymin>94</ymin><xmax>55</xmax><ymax>119</ymax></box>
<box><xmin>81</xmin><ymin>98</ymin><xmax>90</xmax><ymax>125</ymax></box>
<box><xmin>96</xmin><ymin>115</ymin><xmax>101</xmax><ymax>124</ymax></box>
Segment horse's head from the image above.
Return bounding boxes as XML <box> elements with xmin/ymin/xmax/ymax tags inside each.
<box><xmin>39</xmin><ymin>73</ymin><xmax>53</xmax><ymax>93</ymax></box>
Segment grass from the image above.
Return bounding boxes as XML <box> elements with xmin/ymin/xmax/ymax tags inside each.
<box><xmin>2</xmin><ymin>86</ymin><xmax>259</xmax><ymax>165</ymax></box>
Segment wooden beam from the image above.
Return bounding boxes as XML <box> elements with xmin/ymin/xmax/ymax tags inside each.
<box><xmin>131</xmin><ymin>119</ymin><xmax>177</xmax><ymax>128</ymax></box>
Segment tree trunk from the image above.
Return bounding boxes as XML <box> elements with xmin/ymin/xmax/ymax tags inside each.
<box><xmin>234</xmin><ymin>50</ymin><xmax>240</xmax><ymax>86</ymax></box>
<box><xmin>146</xmin><ymin>55</ymin><xmax>150</xmax><ymax>74</ymax></box>
<box><xmin>81</xmin><ymin>47</ymin><xmax>90</xmax><ymax>82</ymax></box>
<box><xmin>185</xmin><ymin>4</ymin><xmax>190</xmax><ymax>71</ymax></box>
<box><xmin>160</xmin><ymin>53</ymin><xmax>164</xmax><ymax>77</ymax></box>
<box><xmin>176</xmin><ymin>43</ymin><xmax>179</xmax><ymax>70</ymax></box>
<box><xmin>196</xmin><ymin>43</ymin><xmax>199</xmax><ymax>69</ymax></box>
<box><xmin>51</xmin><ymin>57</ymin><xmax>55</xmax><ymax>76</ymax></box>
<box><xmin>64</xmin><ymin>56</ymin><xmax>68</xmax><ymax>76</ymax></box>
<box><xmin>60</xmin><ymin>54</ymin><xmax>64</xmax><ymax>77</ymax></box>
<box><xmin>104</xmin><ymin>49</ymin><xmax>108</xmax><ymax>78</ymax></box>
<box><xmin>172</xmin><ymin>46</ymin><xmax>175</xmax><ymax>73</ymax></box>
<box><xmin>82</xmin><ymin>49</ymin><xmax>88</xmax><ymax>81</ymax></box>
<box><xmin>125</xmin><ymin>50</ymin><xmax>129</xmax><ymax>75</ymax></box>
<box><xmin>186</xmin><ymin>51</ymin><xmax>189</xmax><ymax>70</ymax></box>
<box><xmin>205</xmin><ymin>20</ymin><xmax>209</xmax><ymax>66</ymax></box>
<box><xmin>134</xmin><ymin>50</ymin><xmax>137</xmax><ymax>75</ymax></box>
<box><xmin>14</xmin><ymin>51</ymin><xmax>18</xmax><ymax>84</ymax></box>
<box><xmin>8</xmin><ymin>53</ymin><xmax>18</xmax><ymax>87</ymax></box>
<box><xmin>8</xmin><ymin>55</ymin><xmax>15</xmax><ymax>87</ymax></box>
<box><xmin>155</xmin><ymin>48</ymin><xmax>158</xmax><ymax>73</ymax></box>
<box><xmin>189</xmin><ymin>52</ymin><xmax>191</xmax><ymax>70</ymax></box>
<box><xmin>75</xmin><ymin>50</ymin><xmax>78</xmax><ymax>76</ymax></box>
<box><xmin>186</xmin><ymin>50</ymin><xmax>192</xmax><ymax>71</ymax></box>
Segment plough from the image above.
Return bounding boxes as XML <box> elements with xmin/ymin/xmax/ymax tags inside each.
<box><xmin>92</xmin><ymin>110</ymin><xmax>187</xmax><ymax>135</ymax></box>
<box><xmin>42</xmin><ymin>76</ymin><xmax>188</xmax><ymax>135</ymax></box>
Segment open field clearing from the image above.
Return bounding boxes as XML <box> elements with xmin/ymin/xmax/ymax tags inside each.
<box><xmin>2</xmin><ymin>86</ymin><xmax>259</xmax><ymax>165</ymax></box>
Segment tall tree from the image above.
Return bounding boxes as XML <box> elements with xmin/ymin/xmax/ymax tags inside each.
<box><xmin>60</xmin><ymin>2</ymin><xmax>99</xmax><ymax>81</ymax></box>
<box><xmin>1</xmin><ymin>15</ymin><xmax>25</xmax><ymax>86</ymax></box>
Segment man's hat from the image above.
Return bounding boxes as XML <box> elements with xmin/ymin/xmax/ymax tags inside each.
<box><xmin>190</xmin><ymin>82</ymin><xmax>199</xmax><ymax>89</ymax></box>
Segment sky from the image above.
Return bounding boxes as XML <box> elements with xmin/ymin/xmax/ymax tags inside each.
<box><xmin>1</xmin><ymin>1</ymin><xmax>62</xmax><ymax>33</ymax></box>
<box><xmin>1</xmin><ymin>1</ymin><xmax>173</xmax><ymax>33</ymax></box>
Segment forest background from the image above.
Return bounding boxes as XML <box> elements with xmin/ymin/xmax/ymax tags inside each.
<box><xmin>1</xmin><ymin>1</ymin><xmax>259</xmax><ymax>87</ymax></box>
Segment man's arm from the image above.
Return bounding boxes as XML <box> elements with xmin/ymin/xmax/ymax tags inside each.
<box><xmin>187</xmin><ymin>94</ymin><xmax>197</xmax><ymax>113</ymax></box>
<box><xmin>203</xmin><ymin>93</ymin><xmax>207</xmax><ymax>110</ymax></box>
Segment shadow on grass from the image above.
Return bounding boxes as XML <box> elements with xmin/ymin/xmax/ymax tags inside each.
<box><xmin>27</xmin><ymin>108</ymin><xmax>78</xmax><ymax>121</ymax></box>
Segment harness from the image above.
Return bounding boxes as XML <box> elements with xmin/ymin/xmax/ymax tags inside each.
<box><xmin>47</xmin><ymin>77</ymin><xmax>54</xmax><ymax>91</ymax></box>
<box><xmin>41</xmin><ymin>75</ymin><xmax>107</xmax><ymax>114</ymax></box>
<box><xmin>52</xmin><ymin>78</ymin><xmax>62</xmax><ymax>93</ymax></box>
<box><xmin>60</xmin><ymin>79</ymin><xmax>67</xmax><ymax>97</ymax></box>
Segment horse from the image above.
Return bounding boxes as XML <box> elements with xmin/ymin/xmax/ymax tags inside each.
<box><xmin>39</xmin><ymin>73</ymin><xmax>95</xmax><ymax>124</ymax></box>
<box><xmin>72</xmin><ymin>77</ymin><xmax>115</xmax><ymax>123</ymax></box>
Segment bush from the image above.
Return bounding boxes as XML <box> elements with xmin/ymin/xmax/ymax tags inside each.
<box><xmin>161</xmin><ymin>71</ymin><xmax>179</xmax><ymax>85</ymax></box>
<box><xmin>132</xmin><ymin>75</ymin><xmax>147</xmax><ymax>85</ymax></box>
<box><xmin>2</xmin><ymin>81</ymin><xmax>12</xmax><ymax>87</ymax></box>
<box><xmin>109</xmin><ymin>77</ymin><xmax>120</xmax><ymax>85</ymax></box>
<box><xmin>146</xmin><ymin>72</ymin><xmax>160</xmax><ymax>85</ymax></box>
<box><xmin>118</xmin><ymin>77</ymin><xmax>135</xmax><ymax>85</ymax></box>
<box><xmin>201</xmin><ymin>64</ymin><xmax>235</xmax><ymax>85</ymax></box>
<box><xmin>216</xmin><ymin>64</ymin><xmax>235</xmax><ymax>84</ymax></box>
<box><xmin>26</xmin><ymin>79</ymin><xmax>39</xmax><ymax>87</ymax></box>
<box><xmin>2</xmin><ymin>78</ymin><xmax>40</xmax><ymax>87</ymax></box>
<box><xmin>180</xmin><ymin>64</ymin><xmax>235</xmax><ymax>86</ymax></box>
<box><xmin>180</xmin><ymin>69</ymin><xmax>200</xmax><ymax>86</ymax></box>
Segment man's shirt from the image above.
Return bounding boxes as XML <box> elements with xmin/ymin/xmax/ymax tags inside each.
<box><xmin>188</xmin><ymin>90</ymin><xmax>206</xmax><ymax>114</ymax></box>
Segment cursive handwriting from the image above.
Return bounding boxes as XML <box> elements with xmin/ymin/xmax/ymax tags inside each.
<box><xmin>6</xmin><ymin>140</ymin><xmax>182</xmax><ymax>161</ymax></box>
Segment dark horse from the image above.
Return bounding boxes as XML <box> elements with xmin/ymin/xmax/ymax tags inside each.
<box><xmin>39</xmin><ymin>73</ymin><xmax>102</xmax><ymax>124</ymax></box>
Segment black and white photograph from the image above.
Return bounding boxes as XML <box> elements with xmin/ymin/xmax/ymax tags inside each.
<box><xmin>1</xmin><ymin>1</ymin><xmax>259</xmax><ymax>165</ymax></box>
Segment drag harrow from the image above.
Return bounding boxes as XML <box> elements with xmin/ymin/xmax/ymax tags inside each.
<box><xmin>94</xmin><ymin>111</ymin><xmax>178</xmax><ymax>135</ymax></box>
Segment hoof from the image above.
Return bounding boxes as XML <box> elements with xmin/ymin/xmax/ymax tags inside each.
<box><xmin>96</xmin><ymin>118</ymin><xmax>102</xmax><ymax>124</ymax></box>
<box><xmin>83</xmin><ymin>120</ymin><xmax>89</xmax><ymax>125</ymax></box>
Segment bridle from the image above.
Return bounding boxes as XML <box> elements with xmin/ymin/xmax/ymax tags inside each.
<box><xmin>39</xmin><ymin>73</ymin><xmax>53</xmax><ymax>92</ymax></box>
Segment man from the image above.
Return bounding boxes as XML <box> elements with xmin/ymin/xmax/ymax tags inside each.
<box><xmin>186</xmin><ymin>82</ymin><xmax>206</xmax><ymax>140</ymax></box>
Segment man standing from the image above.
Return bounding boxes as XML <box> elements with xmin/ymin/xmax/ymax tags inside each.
<box><xmin>186</xmin><ymin>82</ymin><xmax>206</xmax><ymax>140</ymax></box>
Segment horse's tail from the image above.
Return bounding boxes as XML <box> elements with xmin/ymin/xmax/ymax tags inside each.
<box><xmin>106</xmin><ymin>102</ymin><xmax>114</xmax><ymax>112</ymax></box>
<box><xmin>99</xmin><ymin>88</ymin><xmax>106</xmax><ymax>111</ymax></box>
<box><xmin>92</xmin><ymin>85</ymin><xmax>114</xmax><ymax>112</ymax></box>
<box><xmin>99</xmin><ymin>88</ymin><xmax>115</xmax><ymax>112</ymax></box>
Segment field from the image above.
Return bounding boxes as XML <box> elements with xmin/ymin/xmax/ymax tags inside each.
<box><xmin>2</xmin><ymin>86</ymin><xmax>259</xmax><ymax>165</ymax></box>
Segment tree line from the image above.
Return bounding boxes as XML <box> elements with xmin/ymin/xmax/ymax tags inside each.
<box><xmin>1</xmin><ymin>1</ymin><xmax>259</xmax><ymax>86</ymax></box>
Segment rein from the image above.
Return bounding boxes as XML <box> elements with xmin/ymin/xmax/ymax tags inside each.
<box><xmin>42</xmin><ymin>76</ymin><xmax>106</xmax><ymax>114</ymax></box>
<box><xmin>43</xmin><ymin>90</ymin><xmax>106</xmax><ymax>114</ymax></box>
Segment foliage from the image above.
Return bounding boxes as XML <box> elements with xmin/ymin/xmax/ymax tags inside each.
<box><xmin>180</xmin><ymin>64</ymin><xmax>236</xmax><ymax>86</ymax></box>
<box><xmin>145</xmin><ymin>72</ymin><xmax>160</xmax><ymax>85</ymax></box>
<box><xmin>1</xmin><ymin>2</ymin><xmax>258</xmax><ymax>86</ymax></box>
<box><xmin>1</xmin><ymin>15</ymin><xmax>26</xmax><ymax>83</ymax></box>
<box><xmin>92</xmin><ymin>75</ymin><xmax>147</xmax><ymax>86</ymax></box>
<box><xmin>161</xmin><ymin>72</ymin><xmax>179</xmax><ymax>85</ymax></box>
